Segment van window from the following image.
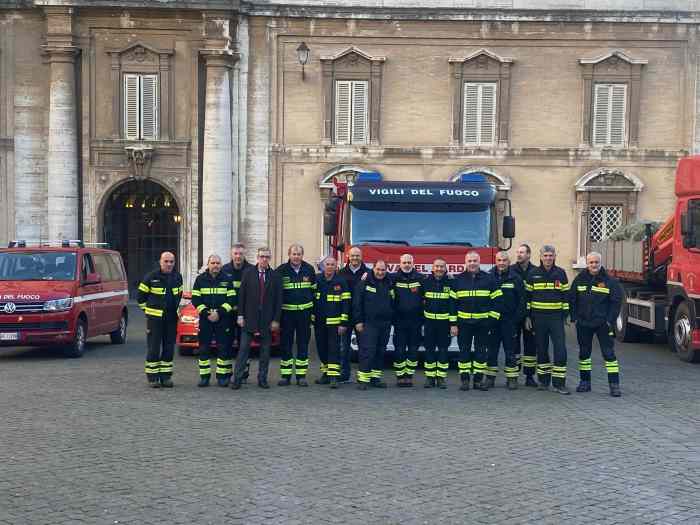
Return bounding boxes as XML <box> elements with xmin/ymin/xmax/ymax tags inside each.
<box><xmin>0</xmin><ymin>252</ymin><xmax>77</xmax><ymax>281</ymax></box>
<box><xmin>93</xmin><ymin>253</ymin><xmax>117</xmax><ymax>282</ymax></box>
<box><xmin>110</xmin><ymin>254</ymin><xmax>127</xmax><ymax>281</ymax></box>
<box><xmin>81</xmin><ymin>254</ymin><xmax>95</xmax><ymax>282</ymax></box>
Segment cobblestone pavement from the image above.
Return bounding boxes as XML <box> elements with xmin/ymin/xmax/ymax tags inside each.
<box><xmin>1</xmin><ymin>306</ymin><xmax>700</xmax><ymax>525</ymax></box>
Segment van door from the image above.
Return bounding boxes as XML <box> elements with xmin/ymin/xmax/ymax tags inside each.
<box><xmin>91</xmin><ymin>253</ymin><xmax>119</xmax><ymax>334</ymax></box>
<box><xmin>78</xmin><ymin>253</ymin><xmax>101</xmax><ymax>337</ymax></box>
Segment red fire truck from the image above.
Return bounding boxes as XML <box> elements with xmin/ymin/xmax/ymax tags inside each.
<box><xmin>594</xmin><ymin>156</ymin><xmax>700</xmax><ymax>362</ymax></box>
<box><xmin>323</xmin><ymin>172</ymin><xmax>515</xmax><ymax>272</ymax></box>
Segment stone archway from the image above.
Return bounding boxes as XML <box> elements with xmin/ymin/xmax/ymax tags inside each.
<box><xmin>103</xmin><ymin>179</ymin><xmax>181</xmax><ymax>296</ymax></box>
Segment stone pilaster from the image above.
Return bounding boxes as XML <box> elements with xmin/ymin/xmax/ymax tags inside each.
<box><xmin>43</xmin><ymin>7</ymin><xmax>80</xmax><ymax>241</ymax></box>
<box><xmin>200</xmin><ymin>47</ymin><xmax>238</xmax><ymax>259</ymax></box>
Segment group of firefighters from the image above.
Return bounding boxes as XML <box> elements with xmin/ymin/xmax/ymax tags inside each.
<box><xmin>137</xmin><ymin>241</ymin><xmax>623</xmax><ymax>397</ymax></box>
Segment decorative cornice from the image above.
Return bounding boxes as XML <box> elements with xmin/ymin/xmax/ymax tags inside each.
<box><xmin>320</xmin><ymin>46</ymin><xmax>386</xmax><ymax>63</ymax></box>
<box><xmin>449</xmin><ymin>49</ymin><xmax>514</xmax><ymax>64</ymax></box>
<box><xmin>107</xmin><ymin>41</ymin><xmax>173</xmax><ymax>57</ymax></box>
<box><xmin>579</xmin><ymin>50</ymin><xmax>648</xmax><ymax>65</ymax></box>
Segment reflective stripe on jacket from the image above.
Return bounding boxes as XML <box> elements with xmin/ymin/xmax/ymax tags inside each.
<box><xmin>137</xmin><ymin>269</ymin><xmax>183</xmax><ymax>318</ymax></box>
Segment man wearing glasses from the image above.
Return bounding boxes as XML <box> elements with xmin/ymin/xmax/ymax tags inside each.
<box><xmin>232</xmin><ymin>247</ymin><xmax>283</xmax><ymax>389</ymax></box>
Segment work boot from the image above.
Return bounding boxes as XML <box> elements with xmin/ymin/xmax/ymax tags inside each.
<box><xmin>198</xmin><ymin>375</ymin><xmax>210</xmax><ymax>387</ymax></box>
<box><xmin>474</xmin><ymin>380</ymin><xmax>489</xmax><ymax>391</ymax></box>
<box><xmin>396</xmin><ymin>377</ymin><xmax>405</xmax><ymax>387</ymax></box>
<box><xmin>329</xmin><ymin>377</ymin><xmax>338</xmax><ymax>389</ymax></box>
<box><xmin>537</xmin><ymin>380</ymin><xmax>549</xmax><ymax>391</ymax></box>
<box><xmin>258</xmin><ymin>380</ymin><xmax>270</xmax><ymax>389</ymax></box>
<box><xmin>217</xmin><ymin>376</ymin><xmax>230</xmax><ymax>388</ymax></box>
<box><xmin>436</xmin><ymin>377</ymin><xmax>447</xmax><ymax>389</ymax></box>
<box><xmin>297</xmin><ymin>377</ymin><xmax>308</xmax><ymax>387</ymax></box>
<box><xmin>315</xmin><ymin>374</ymin><xmax>329</xmax><ymax>385</ymax></box>
<box><xmin>230</xmin><ymin>381</ymin><xmax>241</xmax><ymax>390</ymax></box>
<box><xmin>609</xmin><ymin>383</ymin><xmax>621</xmax><ymax>397</ymax></box>
<box><xmin>148</xmin><ymin>380</ymin><xmax>160</xmax><ymax>389</ymax></box>
<box><xmin>424</xmin><ymin>377</ymin><xmax>435</xmax><ymax>388</ymax></box>
<box><xmin>357</xmin><ymin>383</ymin><xmax>368</xmax><ymax>391</ymax></box>
<box><xmin>278</xmin><ymin>376</ymin><xmax>291</xmax><ymax>387</ymax></box>
<box><xmin>484</xmin><ymin>376</ymin><xmax>496</xmax><ymax>390</ymax></box>
<box><xmin>459</xmin><ymin>374</ymin><xmax>470</xmax><ymax>391</ymax></box>
<box><xmin>506</xmin><ymin>377</ymin><xmax>518</xmax><ymax>390</ymax></box>
<box><xmin>553</xmin><ymin>382</ymin><xmax>571</xmax><ymax>395</ymax></box>
<box><xmin>370</xmin><ymin>378</ymin><xmax>387</xmax><ymax>389</ymax></box>
<box><xmin>576</xmin><ymin>380</ymin><xmax>591</xmax><ymax>393</ymax></box>
<box><xmin>524</xmin><ymin>375</ymin><xmax>538</xmax><ymax>388</ymax></box>
<box><xmin>404</xmin><ymin>376</ymin><xmax>414</xmax><ymax>388</ymax></box>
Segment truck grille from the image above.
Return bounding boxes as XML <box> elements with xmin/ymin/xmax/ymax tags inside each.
<box><xmin>0</xmin><ymin>302</ymin><xmax>45</xmax><ymax>314</ymax></box>
<box><xmin>0</xmin><ymin>322</ymin><xmax>68</xmax><ymax>331</ymax></box>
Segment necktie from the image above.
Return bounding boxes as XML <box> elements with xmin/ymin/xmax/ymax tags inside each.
<box><xmin>259</xmin><ymin>271</ymin><xmax>265</xmax><ymax>306</ymax></box>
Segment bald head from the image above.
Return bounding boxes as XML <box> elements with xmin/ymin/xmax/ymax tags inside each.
<box><xmin>159</xmin><ymin>252</ymin><xmax>175</xmax><ymax>273</ymax></box>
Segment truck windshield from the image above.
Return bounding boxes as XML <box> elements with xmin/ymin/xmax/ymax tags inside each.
<box><xmin>0</xmin><ymin>252</ymin><xmax>77</xmax><ymax>281</ymax></box>
<box><xmin>351</xmin><ymin>207</ymin><xmax>491</xmax><ymax>247</ymax></box>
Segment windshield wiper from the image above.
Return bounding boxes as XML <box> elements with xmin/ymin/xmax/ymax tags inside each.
<box><xmin>357</xmin><ymin>239</ymin><xmax>410</xmax><ymax>245</ymax></box>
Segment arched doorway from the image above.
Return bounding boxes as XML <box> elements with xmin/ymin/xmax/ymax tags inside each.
<box><xmin>103</xmin><ymin>180</ymin><xmax>181</xmax><ymax>296</ymax></box>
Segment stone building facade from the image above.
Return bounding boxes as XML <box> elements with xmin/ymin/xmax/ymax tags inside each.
<box><xmin>0</xmin><ymin>0</ymin><xmax>698</xmax><ymax>289</ymax></box>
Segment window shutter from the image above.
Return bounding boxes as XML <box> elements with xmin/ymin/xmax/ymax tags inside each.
<box><xmin>463</xmin><ymin>83</ymin><xmax>479</xmax><ymax>145</ymax></box>
<box><xmin>592</xmin><ymin>84</ymin><xmax>610</xmax><ymax>146</ymax></box>
<box><xmin>124</xmin><ymin>74</ymin><xmax>140</xmax><ymax>140</ymax></box>
<box><xmin>140</xmin><ymin>74</ymin><xmax>158</xmax><ymax>141</ymax></box>
<box><xmin>334</xmin><ymin>80</ymin><xmax>352</xmax><ymax>145</ymax></box>
<box><xmin>479</xmin><ymin>83</ymin><xmax>497</xmax><ymax>145</ymax></box>
<box><xmin>351</xmin><ymin>80</ymin><xmax>369</xmax><ymax>145</ymax></box>
<box><xmin>609</xmin><ymin>84</ymin><xmax>627</xmax><ymax>146</ymax></box>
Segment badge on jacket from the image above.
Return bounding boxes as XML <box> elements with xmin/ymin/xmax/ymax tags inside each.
<box><xmin>303</xmin><ymin>276</ymin><xmax>309</xmax><ymax>282</ymax></box>
<box><xmin>334</xmin><ymin>285</ymin><xmax>341</xmax><ymax>291</ymax></box>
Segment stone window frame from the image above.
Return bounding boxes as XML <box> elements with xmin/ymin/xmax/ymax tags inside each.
<box><xmin>320</xmin><ymin>46</ymin><xmax>386</xmax><ymax>146</ymax></box>
<box><xmin>107</xmin><ymin>42</ymin><xmax>174</xmax><ymax>141</ymax></box>
<box><xmin>574</xmin><ymin>167</ymin><xmax>645</xmax><ymax>267</ymax></box>
<box><xmin>579</xmin><ymin>50</ymin><xmax>647</xmax><ymax>149</ymax></box>
<box><xmin>449</xmin><ymin>49</ymin><xmax>513</xmax><ymax>147</ymax></box>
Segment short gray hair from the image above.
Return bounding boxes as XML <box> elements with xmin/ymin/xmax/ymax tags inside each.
<box><xmin>400</xmin><ymin>253</ymin><xmax>414</xmax><ymax>263</ymax></box>
<box><xmin>207</xmin><ymin>254</ymin><xmax>221</xmax><ymax>263</ymax></box>
<box><xmin>466</xmin><ymin>251</ymin><xmax>481</xmax><ymax>260</ymax></box>
<box><xmin>288</xmin><ymin>243</ymin><xmax>304</xmax><ymax>255</ymax></box>
<box><xmin>540</xmin><ymin>245</ymin><xmax>556</xmax><ymax>255</ymax></box>
<box><xmin>496</xmin><ymin>250</ymin><xmax>510</xmax><ymax>260</ymax></box>
<box><xmin>586</xmin><ymin>251</ymin><xmax>602</xmax><ymax>262</ymax></box>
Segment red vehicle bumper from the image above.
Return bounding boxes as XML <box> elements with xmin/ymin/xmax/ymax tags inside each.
<box><xmin>0</xmin><ymin>312</ymin><xmax>75</xmax><ymax>346</ymax></box>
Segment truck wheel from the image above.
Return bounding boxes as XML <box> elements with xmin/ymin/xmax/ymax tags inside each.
<box><xmin>672</xmin><ymin>302</ymin><xmax>700</xmax><ymax>363</ymax></box>
<box><xmin>110</xmin><ymin>312</ymin><xmax>128</xmax><ymax>344</ymax></box>
<box><xmin>616</xmin><ymin>300</ymin><xmax>640</xmax><ymax>343</ymax></box>
<box><xmin>65</xmin><ymin>319</ymin><xmax>87</xmax><ymax>358</ymax></box>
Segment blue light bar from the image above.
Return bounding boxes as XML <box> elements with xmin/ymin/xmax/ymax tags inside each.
<box><xmin>458</xmin><ymin>172</ymin><xmax>488</xmax><ymax>183</ymax></box>
<box><xmin>356</xmin><ymin>171</ymin><xmax>383</xmax><ymax>183</ymax></box>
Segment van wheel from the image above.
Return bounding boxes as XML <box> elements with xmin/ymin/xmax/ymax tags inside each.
<box><xmin>110</xmin><ymin>312</ymin><xmax>128</xmax><ymax>344</ymax></box>
<box><xmin>672</xmin><ymin>302</ymin><xmax>700</xmax><ymax>363</ymax></box>
<box><xmin>65</xmin><ymin>320</ymin><xmax>87</xmax><ymax>358</ymax></box>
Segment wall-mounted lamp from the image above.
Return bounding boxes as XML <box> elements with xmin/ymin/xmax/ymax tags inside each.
<box><xmin>296</xmin><ymin>42</ymin><xmax>310</xmax><ymax>81</ymax></box>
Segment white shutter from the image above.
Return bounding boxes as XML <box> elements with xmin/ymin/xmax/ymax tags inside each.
<box><xmin>351</xmin><ymin>80</ymin><xmax>369</xmax><ymax>145</ymax></box>
<box><xmin>334</xmin><ymin>80</ymin><xmax>352</xmax><ymax>145</ymax></box>
<box><xmin>140</xmin><ymin>74</ymin><xmax>158</xmax><ymax>141</ymax></box>
<box><xmin>123</xmin><ymin>74</ymin><xmax>140</xmax><ymax>140</ymax></box>
<box><xmin>609</xmin><ymin>84</ymin><xmax>627</xmax><ymax>146</ymax></box>
<box><xmin>463</xmin><ymin>83</ymin><xmax>479</xmax><ymax>144</ymax></box>
<box><xmin>593</xmin><ymin>83</ymin><xmax>627</xmax><ymax>147</ymax></box>
<box><xmin>463</xmin><ymin>82</ymin><xmax>497</xmax><ymax>145</ymax></box>
<box><xmin>479</xmin><ymin>83</ymin><xmax>497</xmax><ymax>145</ymax></box>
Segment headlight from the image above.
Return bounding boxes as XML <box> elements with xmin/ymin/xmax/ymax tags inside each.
<box><xmin>44</xmin><ymin>298</ymin><xmax>73</xmax><ymax>312</ymax></box>
<box><xmin>180</xmin><ymin>315</ymin><xmax>199</xmax><ymax>324</ymax></box>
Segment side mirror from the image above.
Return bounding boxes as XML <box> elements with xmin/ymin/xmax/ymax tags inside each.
<box><xmin>502</xmin><ymin>216</ymin><xmax>515</xmax><ymax>239</ymax></box>
<box><xmin>323</xmin><ymin>211</ymin><xmax>337</xmax><ymax>236</ymax></box>
<box><xmin>336</xmin><ymin>242</ymin><xmax>346</xmax><ymax>253</ymax></box>
<box><xmin>84</xmin><ymin>272</ymin><xmax>101</xmax><ymax>285</ymax></box>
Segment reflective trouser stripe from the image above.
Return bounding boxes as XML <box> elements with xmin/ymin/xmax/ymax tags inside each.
<box><xmin>436</xmin><ymin>362</ymin><xmax>449</xmax><ymax>378</ymax></box>
<box><xmin>319</xmin><ymin>363</ymin><xmax>327</xmax><ymax>374</ymax></box>
<box><xmin>295</xmin><ymin>358</ymin><xmax>309</xmax><ymax>376</ymax></box>
<box><xmin>326</xmin><ymin>363</ymin><xmax>341</xmax><ymax>377</ymax></box>
<box><xmin>579</xmin><ymin>358</ymin><xmax>592</xmax><ymax>371</ymax></box>
<box><xmin>424</xmin><ymin>361</ymin><xmax>437</xmax><ymax>377</ymax></box>
<box><xmin>521</xmin><ymin>356</ymin><xmax>537</xmax><ymax>370</ymax></box>
<box><xmin>357</xmin><ymin>371</ymin><xmax>371</xmax><ymax>383</ymax></box>
<box><xmin>280</xmin><ymin>358</ymin><xmax>294</xmax><ymax>376</ymax></box>
<box><xmin>145</xmin><ymin>361</ymin><xmax>160</xmax><ymax>375</ymax></box>
<box><xmin>198</xmin><ymin>359</ymin><xmax>211</xmax><ymax>376</ymax></box>
<box><xmin>504</xmin><ymin>366</ymin><xmax>520</xmax><ymax>378</ymax></box>
<box><xmin>536</xmin><ymin>363</ymin><xmax>552</xmax><ymax>375</ymax></box>
<box><xmin>551</xmin><ymin>366</ymin><xmax>567</xmax><ymax>378</ymax></box>
<box><xmin>371</xmin><ymin>369</ymin><xmax>383</xmax><ymax>378</ymax></box>
<box><xmin>159</xmin><ymin>361</ymin><xmax>173</xmax><ymax>374</ymax></box>
<box><xmin>605</xmin><ymin>360</ymin><xmax>620</xmax><ymax>374</ymax></box>
<box><xmin>457</xmin><ymin>361</ymin><xmax>472</xmax><ymax>374</ymax></box>
<box><xmin>216</xmin><ymin>358</ymin><xmax>233</xmax><ymax>375</ymax></box>
<box><xmin>472</xmin><ymin>361</ymin><xmax>487</xmax><ymax>375</ymax></box>
<box><xmin>485</xmin><ymin>366</ymin><xmax>498</xmax><ymax>377</ymax></box>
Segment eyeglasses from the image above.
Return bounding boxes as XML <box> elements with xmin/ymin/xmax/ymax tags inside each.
<box><xmin>258</xmin><ymin>254</ymin><xmax>271</xmax><ymax>259</ymax></box>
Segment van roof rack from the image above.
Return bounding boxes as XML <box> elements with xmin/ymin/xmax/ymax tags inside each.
<box><xmin>7</xmin><ymin>240</ymin><xmax>89</xmax><ymax>248</ymax></box>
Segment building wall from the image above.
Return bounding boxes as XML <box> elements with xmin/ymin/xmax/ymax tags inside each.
<box><xmin>264</xmin><ymin>17</ymin><xmax>692</xmax><ymax>270</ymax></box>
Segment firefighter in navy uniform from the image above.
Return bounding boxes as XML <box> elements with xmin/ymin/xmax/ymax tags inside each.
<box><xmin>452</xmin><ymin>251</ymin><xmax>503</xmax><ymax>391</ymax></box>
<box><xmin>570</xmin><ymin>251</ymin><xmax>623</xmax><ymax>397</ymax></box>
<box><xmin>313</xmin><ymin>256</ymin><xmax>351</xmax><ymax>388</ymax></box>
<box><xmin>191</xmin><ymin>254</ymin><xmax>236</xmax><ymax>387</ymax></box>
<box><xmin>421</xmin><ymin>258</ymin><xmax>457</xmax><ymax>389</ymax></box>
<box><xmin>221</xmin><ymin>243</ymin><xmax>254</xmax><ymax>382</ymax></box>
<box><xmin>487</xmin><ymin>251</ymin><xmax>526</xmax><ymax>390</ymax></box>
<box><xmin>277</xmin><ymin>244</ymin><xmax>317</xmax><ymax>386</ymax></box>
<box><xmin>392</xmin><ymin>254</ymin><xmax>425</xmax><ymax>387</ymax></box>
<box><xmin>338</xmin><ymin>246</ymin><xmax>369</xmax><ymax>383</ymax></box>
<box><xmin>525</xmin><ymin>245</ymin><xmax>571</xmax><ymax>395</ymax></box>
<box><xmin>510</xmin><ymin>243</ymin><xmax>538</xmax><ymax>386</ymax></box>
<box><xmin>353</xmin><ymin>260</ymin><xmax>395</xmax><ymax>390</ymax></box>
<box><xmin>137</xmin><ymin>251</ymin><xmax>183</xmax><ymax>388</ymax></box>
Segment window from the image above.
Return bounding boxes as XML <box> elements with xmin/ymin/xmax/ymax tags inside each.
<box><xmin>589</xmin><ymin>205</ymin><xmax>623</xmax><ymax>242</ymax></box>
<box><xmin>334</xmin><ymin>80</ymin><xmax>369</xmax><ymax>145</ymax></box>
<box><xmin>123</xmin><ymin>73</ymin><xmax>158</xmax><ymax>141</ymax></box>
<box><xmin>463</xmin><ymin>82</ymin><xmax>497</xmax><ymax>146</ymax></box>
<box><xmin>81</xmin><ymin>254</ymin><xmax>95</xmax><ymax>282</ymax></box>
<box><xmin>592</xmin><ymin>83</ymin><xmax>627</xmax><ymax>147</ymax></box>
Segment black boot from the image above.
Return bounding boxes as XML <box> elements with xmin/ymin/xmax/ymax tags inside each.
<box><xmin>315</xmin><ymin>374</ymin><xmax>329</xmax><ymax>385</ymax></box>
<box><xmin>329</xmin><ymin>377</ymin><xmax>338</xmax><ymax>389</ymax></box>
<box><xmin>198</xmin><ymin>375</ymin><xmax>210</xmax><ymax>387</ymax></box>
<box><xmin>459</xmin><ymin>374</ymin><xmax>470</xmax><ymax>391</ymax></box>
<box><xmin>148</xmin><ymin>379</ymin><xmax>161</xmax><ymax>388</ymax></box>
<box><xmin>404</xmin><ymin>376</ymin><xmax>414</xmax><ymax>388</ymax></box>
<box><xmin>424</xmin><ymin>376</ymin><xmax>435</xmax><ymax>388</ymax></box>
<box><xmin>278</xmin><ymin>376</ymin><xmax>291</xmax><ymax>386</ymax></box>
<box><xmin>160</xmin><ymin>376</ymin><xmax>174</xmax><ymax>388</ymax></box>
<box><xmin>537</xmin><ymin>377</ymin><xmax>550</xmax><ymax>391</ymax></box>
<box><xmin>217</xmin><ymin>376</ymin><xmax>230</xmax><ymax>387</ymax></box>
<box><xmin>524</xmin><ymin>375</ymin><xmax>538</xmax><ymax>387</ymax></box>
<box><xmin>506</xmin><ymin>377</ymin><xmax>518</xmax><ymax>390</ymax></box>
<box><xmin>436</xmin><ymin>377</ymin><xmax>447</xmax><ymax>389</ymax></box>
<box><xmin>297</xmin><ymin>377</ymin><xmax>308</xmax><ymax>387</ymax></box>
<box><xmin>609</xmin><ymin>383</ymin><xmax>621</xmax><ymax>397</ymax></box>
<box><xmin>484</xmin><ymin>376</ymin><xmax>496</xmax><ymax>390</ymax></box>
<box><xmin>370</xmin><ymin>378</ymin><xmax>387</xmax><ymax>389</ymax></box>
<box><xmin>576</xmin><ymin>380</ymin><xmax>591</xmax><ymax>392</ymax></box>
<box><xmin>357</xmin><ymin>382</ymin><xmax>368</xmax><ymax>391</ymax></box>
<box><xmin>553</xmin><ymin>380</ymin><xmax>571</xmax><ymax>395</ymax></box>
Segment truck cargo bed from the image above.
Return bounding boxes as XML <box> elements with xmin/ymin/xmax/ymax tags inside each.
<box><xmin>592</xmin><ymin>239</ymin><xmax>647</xmax><ymax>282</ymax></box>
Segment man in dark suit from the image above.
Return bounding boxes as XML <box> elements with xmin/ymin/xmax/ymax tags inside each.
<box><xmin>232</xmin><ymin>246</ymin><xmax>283</xmax><ymax>389</ymax></box>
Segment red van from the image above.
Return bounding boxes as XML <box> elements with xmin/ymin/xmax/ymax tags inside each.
<box><xmin>0</xmin><ymin>241</ymin><xmax>129</xmax><ymax>357</ymax></box>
